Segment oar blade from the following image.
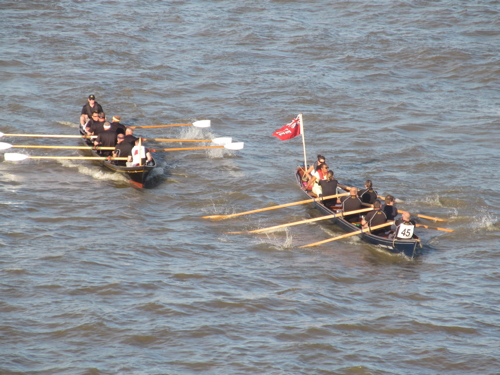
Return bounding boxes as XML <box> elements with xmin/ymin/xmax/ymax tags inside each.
<box><xmin>212</xmin><ymin>137</ymin><xmax>232</xmax><ymax>145</ymax></box>
<box><xmin>0</xmin><ymin>132</ymin><xmax>4</xmax><ymax>138</ymax></box>
<box><xmin>4</xmin><ymin>153</ymin><xmax>29</xmax><ymax>161</ymax></box>
<box><xmin>224</xmin><ymin>142</ymin><xmax>244</xmax><ymax>150</ymax></box>
<box><xmin>0</xmin><ymin>142</ymin><xmax>13</xmax><ymax>150</ymax></box>
<box><xmin>193</xmin><ymin>120</ymin><xmax>211</xmax><ymax>128</ymax></box>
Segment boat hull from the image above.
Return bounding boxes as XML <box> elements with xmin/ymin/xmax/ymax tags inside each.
<box><xmin>296</xmin><ymin>170</ymin><xmax>418</xmax><ymax>259</ymax></box>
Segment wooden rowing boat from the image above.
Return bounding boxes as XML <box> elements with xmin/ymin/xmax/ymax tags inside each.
<box><xmin>79</xmin><ymin>126</ymin><xmax>156</xmax><ymax>188</ymax></box>
<box><xmin>295</xmin><ymin>169</ymin><xmax>420</xmax><ymax>259</ymax></box>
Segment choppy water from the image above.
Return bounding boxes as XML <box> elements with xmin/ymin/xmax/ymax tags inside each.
<box><xmin>1</xmin><ymin>1</ymin><xmax>500</xmax><ymax>374</ymax></box>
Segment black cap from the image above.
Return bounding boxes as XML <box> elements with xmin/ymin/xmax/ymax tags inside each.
<box><xmin>88</xmin><ymin>94</ymin><xmax>95</xmax><ymax>100</ymax></box>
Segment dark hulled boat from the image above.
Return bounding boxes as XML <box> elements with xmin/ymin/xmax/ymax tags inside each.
<box><xmin>296</xmin><ymin>169</ymin><xmax>420</xmax><ymax>259</ymax></box>
<box><xmin>79</xmin><ymin>126</ymin><xmax>155</xmax><ymax>188</ymax></box>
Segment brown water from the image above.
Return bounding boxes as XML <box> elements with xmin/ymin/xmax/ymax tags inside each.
<box><xmin>1</xmin><ymin>1</ymin><xmax>499</xmax><ymax>374</ymax></box>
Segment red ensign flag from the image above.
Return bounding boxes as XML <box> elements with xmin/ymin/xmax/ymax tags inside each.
<box><xmin>272</xmin><ymin>115</ymin><xmax>301</xmax><ymax>141</ymax></box>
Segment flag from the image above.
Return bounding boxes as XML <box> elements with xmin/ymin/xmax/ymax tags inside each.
<box><xmin>272</xmin><ymin>115</ymin><xmax>301</xmax><ymax>141</ymax></box>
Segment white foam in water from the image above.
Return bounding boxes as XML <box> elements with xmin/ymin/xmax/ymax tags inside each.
<box><xmin>58</xmin><ymin>159</ymin><xmax>128</xmax><ymax>183</ymax></box>
<box><xmin>470</xmin><ymin>211</ymin><xmax>498</xmax><ymax>232</ymax></box>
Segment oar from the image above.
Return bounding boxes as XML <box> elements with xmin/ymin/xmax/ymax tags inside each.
<box><xmin>4</xmin><ymin>153</ymin><xmax>127</xmax><ymax>162</ymax></box>
<box><xmin>0</xmin><ymin>142</ymin><xmax>115</xmax><ymax>151</ymax></box>
<box><xmin>149</xmin><ymin>142</ymin><xmax>244</xmax><ymax>152</ymax></box>
<box><xmin>202</xmin><ymin>193</ymin><xmax>349</xmax><ymax>220</ymax></box>
<box><xmin>0</xmin><ymin>132</ymin><xmax>96</xmax><ymax>139</ymax></box>
<box><xmin>300</xmin><ymin>221</ymin><xmax>395</xmax><ymax>248</ymax></box>
<box><xmin>227</xmin><ymin>207</ymin><xmax>374</xmax><ymax>234</ymax></box>
<box><xmin>129</xmin><ymin>120</ymin><xmax>211</xmax><ymax>129</ymax></box>
<box><xmin>416</xmin><ymin>224</ymin><xmax>454</xmax><ymax>233</ymax></box>
<box><xmin>142</xmin><ymin>137</ymin><xmax>232</xmax><ymax>145</ymax></box>
<box><xmin>341</xmin><ymin>184</ymin><xmax>447</xmax><ymax>222</ymax></box>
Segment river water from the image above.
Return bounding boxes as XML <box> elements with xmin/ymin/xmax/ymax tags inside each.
<box><xmin>1</xmin><ymin>1</ymin><xmax>499</xmax><ymax>374</ymax></box>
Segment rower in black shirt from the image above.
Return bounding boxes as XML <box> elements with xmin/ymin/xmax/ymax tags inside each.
<box><xmin>94</xmin><ymin>122</ymin><xmax>117</xmax><ymax>156</ymax></box>
<box><xmin>361</xmin><ymin>201</ymin><xmax>388</xmax><ymax>236</ymax></box>
<box><xmin>110</xmin><ymin>115</ymin><xmax>126</xmax><ymax>135</ymax></box>
<box><xmin>113</xmin><ymin>133</ymin><xmax>133</xmax><ymax>166</ymax></box>
<box><xmin>319</xmin><ymin>170</ymin><xmax>338</xmax><ymax>208</ymax></box>
<box><xmin>339</xmin><ymin>186</ymin><xmax>362</xmax><ymax>223</ymax></box>
<box><xmin>358</xmin><ymin>180</ymin><xmax>378</xmax><ymax>204</ymax></box>
<box><xmin>80</xmin><ymin>94</ymin><xmax>104</xmax><ymax>126</ymax></box>
<box><xmin>382</xmin><ymin>194</ymin><xmax>398</xmax><ymax>221</ymax></box>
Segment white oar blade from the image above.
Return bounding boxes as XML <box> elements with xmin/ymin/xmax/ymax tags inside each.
<box><xmin>193</xmin><ymin>120</ymin><xmax>211</xmax><ymax>128</ymax></box>
<box><xmin>4</xmin><ymin>153</ymin><xmax>30</xmax><ymax>161</ymax></box>
<box><xmin>224</xmin><ymin>142</ymin><xmax>244</xmax><ymax>151</ymax></box>
<box><xmin>0</xmin><ymin>142</ymin><xmax>13</xmax><ymax>150</ymax></box>
<box><xmin>212</xmin><ymin>137</ymin><xmax>232</xmax><ymax>145</ymax></box>
<box><xmin>0</xmin><ymin>132</ymin><xmax>4</xmax><ymax>138</ymax></box>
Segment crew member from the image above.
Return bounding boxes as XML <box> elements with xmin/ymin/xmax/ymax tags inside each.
<box><xmin>110</xmin><ymin>115</ymin><xmax>126</xmax><ymax>135</ymax></box>
<box><xmin>382</xmin><ymin>194</ymin><xmax>398</xmax><ymax>221</ymax></box>
<box><xmin>94</xmin><ymin>122</ymin><xmax>117</xmax><ymax>156</ymax></box>
<box><xmin>80</xmin><ymin>94</ymin><xmax>104</xmax><ymax>126</ymax></box>
<box><xmin>319</xmin><ymin>170</ymin><xmax>338</xmax><ymax>208</ymax></box>
<box><xmin>339</xmin><ymin>186</ymin><xmax>362</xmax><ymax>223</ymax></box>
<box><xmin>358</xmin><ymin>180</ymin><xmax>378</xmax><ymax>204</ymax></box>
<box><xmin>361</xmin><ymin>201</ymin><xmax>388</xmax><ymax>235</ymax></box>
<box><xmin>123</xmin><ymin>127</ymin><xmax>138</xmax><ymax>146</ymax></box>
<box><xmin>304</xmin><ymin>163</ymin><xmax>329</xmax><ymax>197</ymax></box>
<box><xmin>305</xmin><ymin>154</ymin><xmax>326</xmax><ymax>180</ymax></box>
<box><xmin>113</xmin><ymin>134</ymin><xmax>133</xmax><ymax>166</ymax></box>
<box><xmin>84</xmin><ymin>111</ymin><xmax>100</xmax><ymax>135</ymax></box>
<box><xmin>393</xmin><ymin>212</ymin><xmax>416</xmax><ymax>240</ymax></box>
<box><xmin>128</xmin><ymin>139</ymin><xmax>154</xmax><ymax>167</ymax></box>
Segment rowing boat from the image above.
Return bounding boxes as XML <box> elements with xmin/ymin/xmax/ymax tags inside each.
<box><xmin>79</xmin><ymin>125</ymin><xmax>156</xmax><ymax>188</ymax></box>
<box><xmin>295</xmin><ymin>169</ymin><xmax>420</xmax><ymax>259</ymax></box>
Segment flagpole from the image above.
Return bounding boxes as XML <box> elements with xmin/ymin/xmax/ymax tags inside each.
<box><xmin>299</xmin><ymin>113</ymin><xmax>308</xmax><ymax>170</ymax></box>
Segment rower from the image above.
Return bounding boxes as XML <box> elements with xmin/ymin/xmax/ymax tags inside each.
<box><xmin>80</xmin><ymin>94</ymin><xmax>104</xmax><ymax>126</ymax></box>
<box><xmin>338</xmin><ymin>186</ymin><xmax>362</xmax><ymax>223</ymax></box>
<box><xmin>358</xmin><ymin>179</ymin><xmax>378</xmax><ymax>204</ymax></box>
<box><xmin>110</xmin><ymin>115</ymin><xmax>126</xmax><ymax>135</ymax></box>
<box><xmin>94</xmin><ymin>122</ymin><xmax>117</xmax><ymax>156</ymax></box>
<box><xmin>318</xmin><ymin>170</ymin><xmax>338</xmax><ymax>208</ymax></box>
<box><xmin>382</xmin><ymin>194</ymin><xmax>398</xmax><ymax>221</ymax></box>
<box><xmin>392</xmin><ymin>212</ymin><xmax>416</xmax><ymax>240</ymax></box>
<box><xmin>123</xmin><ymin>128</ymin><xmax>138</xmax><ymax>147</ymax></box>
<box><xmin>305</xmin><ymin>154</ymin><xmax>326</xmax><ymax>180</ymax></box>
<box><xmin>128</xmin><ymin>138</ymin><xmax>153</xmax><ymax>167</ymax></box>
<box><xmin>361</xmin><ymin>201</ymin><xmax>387</xmax><ymax>236</ymax></box>
<box><xmin>113</xmin><ymin>134</ymin><xmax>133</xmax><ymax>166</ymax></box>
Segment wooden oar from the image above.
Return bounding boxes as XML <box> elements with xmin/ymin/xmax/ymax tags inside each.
<box><xmin>129</xmin><ymin>120</ymin><xmax>210</xmax><ymax>129</ymax></box>
<box><xmin>150</xmin><ymin>142</ymin><xmax>243</xmax><ymax>152</ymax></box>
<box><xmin>202</xmin><ymin>193</ymin><xmax>349</xmax><ymax>220</ymax></box>
<box><xmin>0</xmin><ymin>143</ymin><xmax>115</xmax><ymax>151</ymax></box>
<box><xmin>341</xmin><ymin>184</ymin><xmax>447</xmax><ymax>222</ymax></box>
<box><xmin>300</xmin><ymin>221</ymin><xmax>395</xmax><ymax>248</ymax></box>
<box><xmin>416</xmin><ymin>224</ymin><xmax>454</xmax><ymax>233</ymax></box>
<box><xmin>227</xmin><ymin>207</ymin><xmax>374</xmax><ymax>234</ymax></box>
<box><xmin>143</xmin><ymin>137</ymin><xmax>232</xmax><ymax>145</ymax></box>
<box><xmin>4</xmin><ymin>153</ymin><xmax>127</xmax><ymax>162</ymax></box>
<box><xmin>0</xmin><ymin>132</ymin><xmax>96</xmax><ymax>139</ymax></box>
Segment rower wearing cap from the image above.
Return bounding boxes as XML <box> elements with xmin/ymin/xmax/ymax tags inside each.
<box><xmin>94</xmin><ymin>122</ymin><xmax>117</xmax><ymax>156</ymax></box>
<box><xmin>80</xmin><ymin>94</ymin><xmax>104</xmax><ymax>126</ymax></box>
